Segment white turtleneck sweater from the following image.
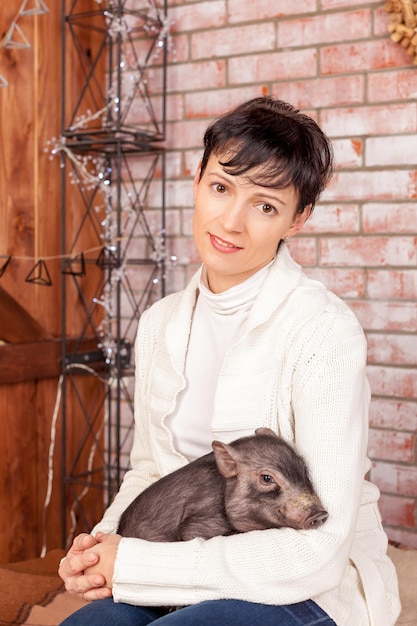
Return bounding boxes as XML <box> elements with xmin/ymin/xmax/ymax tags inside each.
<box><xmin>166</xmin><ymin>262</ymin><xmax>273</xmax><ymax>460</ymax></box>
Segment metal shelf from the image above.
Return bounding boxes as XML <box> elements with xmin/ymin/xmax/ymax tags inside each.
<box><xmin>60</xmin><ymin>0</ymin><xmax>167</xmax><ymax>546</ymax></box>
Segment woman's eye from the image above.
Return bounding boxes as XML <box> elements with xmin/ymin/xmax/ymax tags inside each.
<box><xmin>259</xmin><ymin>203</ymin><xmax>276</xmax><ymax>215</ymax></box>
<box><xmin>213</xmin><ymin>183</ymin><xmax>226</xmax><ymax>193</ymax></box>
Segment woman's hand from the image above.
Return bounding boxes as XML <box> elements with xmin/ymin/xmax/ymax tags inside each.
<box><xmin>83</xmin><ymin>532</ymin><xmax>122</xmax><ymax>590</ymax></box>
<box><xmin>58</xmin><ymin>533</ymin><xmax>113</xmax><ymax>601</ymax></box>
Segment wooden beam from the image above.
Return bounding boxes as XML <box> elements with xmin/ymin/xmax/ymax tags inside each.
<box><xmin>0</xmin><ymin>285</ymin><xmax>52</xmax><ymax>343</ymax></box>
<box><xmin>0</xmin><ymin>337</ymin><xmax>103</xmax><ymax>385</ymax></box>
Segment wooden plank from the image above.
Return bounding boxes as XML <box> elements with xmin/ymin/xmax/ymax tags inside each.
<box><xmin>0</xmin><ymin>380</ymin><xmax>40</xmax><ymax>563</ymax></box>
<box><xmin>0</xmin><ymin>375</ymin><xmax>106</xmax><ymax>564</ymax></box>
<box><xmin>0</xmin><ymin>0</ymin><xmax>107</xmax><ymax>561</ymax></box>
<box><xmin>0</xmin><ymin>285</ymin><xmax>51</xmax><ymax>343</ymax></box>
<box><xmin>0</xmin><ymin>336</ymin><xmax>103</xmax><ymax>385</ymax></box>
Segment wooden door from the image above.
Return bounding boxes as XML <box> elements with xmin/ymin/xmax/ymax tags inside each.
<box><xmin>0</xmin><ymin>0</ymin><xmax>105</xmax><ymax>563</ymax></box>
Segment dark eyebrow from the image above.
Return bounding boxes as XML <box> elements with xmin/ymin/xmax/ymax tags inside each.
<box><xmin>253</xmin><ymin>191</ymin><xmax>288</xmax><ymax>207</ymax></box>
<box><xmin>205</xmin><ymin>161</ymin><xmax>292</xmax><ymax>208</ymax></box>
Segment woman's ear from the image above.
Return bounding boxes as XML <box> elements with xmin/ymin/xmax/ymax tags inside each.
<box><xmin>285</xmin><ymin>204</ymin><xmax>313</xmax><ymax>238</ymax></box>
<box><xmin>193</xmin><ymin>160</ymin><xmax>203</xmax><ymax>200</ymax></box>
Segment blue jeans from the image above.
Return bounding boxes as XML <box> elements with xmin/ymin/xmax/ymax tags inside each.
<box><xmin>60</xmin><ymin>598</ymin><xmax>336</xmax><ymax>625</ymax></box>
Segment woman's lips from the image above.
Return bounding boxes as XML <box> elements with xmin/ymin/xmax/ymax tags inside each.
<box><xmin>209</xmin><ymin>233</ymin><xmax>242</xmax><ymax>253</ymax></box>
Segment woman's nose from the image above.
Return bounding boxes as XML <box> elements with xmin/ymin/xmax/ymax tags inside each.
<box><xmin>219</xmin><ymin>199</ymin><xmax>245</xmax><ymax>232</ymax></box>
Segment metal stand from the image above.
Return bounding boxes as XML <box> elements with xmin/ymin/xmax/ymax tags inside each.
<box><xmin>60</xmin><ymin>0</ymin><xmax>167</xmax><ymax>545</ymax></box>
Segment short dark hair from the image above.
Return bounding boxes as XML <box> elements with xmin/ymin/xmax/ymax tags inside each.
<box><xmin>200</xmin><ymin>96</ymin><xmax>334</xmax><ymax>213</ymax></box>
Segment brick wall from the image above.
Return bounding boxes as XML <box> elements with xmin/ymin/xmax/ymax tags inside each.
<box><xmin>147</xmin><ymin>0</ymin><xmax>417</xmax><ymax>546</ymax></box>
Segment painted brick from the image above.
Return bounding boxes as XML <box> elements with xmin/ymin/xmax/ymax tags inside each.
<box><xmin>366</xmin><ymin>270</ymin><xmax>417</xmax><ymax>300</ymax></box>
<box><xmin>320</xmin><ymin>104</ymin><xmax>417</xmax><ymax>138</ymax></box>
<box><xmin>167</xmin><ymin>34</ymin><xmax>189</xmax><ymax>64</ymax></box>
<box><xmin>127</xmin><ymin>259</ymin><xmax>164</xmax><ymax>291</ymax></box>
<box><xmin>184</xmin><ymin>149</ymin><xmax>202</xmax><ymax>177</ymax></box>
<box><xmin>378</xmin><ymin>494</ymin><xmax>416</xmax><ymax>528</ymax></box>
<box><xmin>373</xmin><ymin>6</ymin><xmax>395</xmax><ymax>37</ymax></box>
<box><xmin>385</xmin><ymin>528</ymin><xmax>417</xmax><ymax>549</ymax></box>
<box><xmin>302</xmin><ymin>204</ymin><xmax>360</xmax><ymax>235</ymax></box>
<box><xmin>286</xmin><ymin>237</ymin><xmax>317</xmax><ymax>266</ymax></box>
<box><xmin>165</xmin><ymin>235</ymin><xmax>200</xmax><ymax>265</ymax></box>
<box><xmin>331</xmin><ymin>139</ymin><xmax>363</xmax><ymax>168</ymax></box>
<box><xmin>366</xmin><ymin>135</ymin><xmax>417</xmax><ymax>167</ymax></box>
<box><xmin>191</xmin><ymin>23</ymin><xmax>276</xmax><ymax>60</ymax></box>
<box><xmin>165</xmin><ymin>94</ymin><xmax>186</xmax><ymax>123</ymax></box>
<box><xmin>321</xmin><ymin>0</ymin><xmax>380</xmax><ymax>8</ymax></box>
<box><xmin>129</xmin><ymin>92</ymin><xmax>179</xmax><ymax>130</ymax></box>
<box><xmin>165</xmin><ymin>264</ymin><xmax>189</xmax><ymax>295</ymax></box>
<box><xmin>182</xmin><ymin>208</ymin><xmax>194</xmax><ymax>237</ymax></box>
<box><xmin>164</xmin><ymin>209</ymin><xmax>182</xmax><ymax>237</ymax></box>
<box><xmin>320</xmin><ymin>40</ymin><xmax>410</xmax><ymax>75</ymax></box>
<box><xmin>272</xmin><ymin>75</ymin><xmax>364</xmax><ymax>110</ymax></box>
<box><xmin>278</xmin><ymin>10</ymin><xmax>371</xmax><ymax>48</ymax></box>
<box><xmin>228</xmin><ymin>49</ymin><xmax>317</xmax><ymax>84</ymax></box>
<box><xmin>369</xmin><ymin>398</ymin><xmax>417</xmax><ymax>431</ymax></box>
<box><xmin>120</xmin><ymin>188</ymin><xmax>165</xmax><ymax>219</ymax></box>
<box><xmin>164</xmin><ymin>178</ymin><xmax>194</xmax><ymax>207</ymax></box>
<box><xmin>367</xmin><ymin>365</ymin><xmax>417</xmax><ymax>400</ymax></box>
<box><xmin>227</xmin><ymin>0</ymin><xmax>317</xmax><ymax>23</ymax></box>
<box><xmin>129</xmin><ymin>37</ymin><xmax>166</xmax><ymax>72</ymax></box>
<box><xmin>170</xmin><ymin>1</ymin><xmax>226</xmax><ymax>33</ymax></box>
<box><xmin>367</xmin><ymin>333</ymin><xmax>417</xmax><ymax>366</ymax></box>
<box><xmin>370</xmin><ymin>461</ymin><xmax>417</xmax><ymax>497</ymax></box>
<box><xmin>165</xmin><ymin>151</ymin><xmax>183</xmax><ymax>179</ymax></box>
<box><xmin>319</xmin><ymin>236</ymin><xmax>417</xmax><ymax>267</ymax></box>
<box><xmin>166</xmin><ymin>60</ymin><xmax>226</xmax><ymax>93</ymax></box>
<box><xmin>185</xmin><ymin>86</ymin><xmax>262</xmax><ymax>119</ymax></box>
<box><xmin>165</xmin><ymin>119</ymin><xmax>209</xmax><ymax>150</ymax></box>
<box><xmin>367</xmin><ymin>69</ymin><xmax>417</xmax><ymax>103</ymax></box>
<box><xmin>303</xmin><ymin>204</ymin><xmax>360</xmax><ymax>233</ymax></box>
<box><xmin>128</xmin><ymin>150</ymin><xmax>181</xmax><ymax>180</ymax></box>
<box><xmin>368</xmin><ymin>428</ymin><xmax>415</xmax><ymax>462</ymax></box>
<box><xmin>305</xmin><ymin>267</ymin><xmax>365</xmax><ymax>298</ymax></box>
<box><xmin>324</xmin><ymin>171</ymin><xmax>417</xmax><ymax>202</ymax></box>
<box><xmin>362</xmin><ymin>203</ymin><xmax>417</xmax><ymax>234</ymax></box>
<box><xmin>350</xmin><ymin>301</ymin><xmax>417</xmax><ymax>333</ymax></box>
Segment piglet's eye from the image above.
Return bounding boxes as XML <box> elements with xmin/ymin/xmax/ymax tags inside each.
<box><xmin>261</xmin><ymin>474</ymin><xmax>275</xmax><ymax>484</ymax></box>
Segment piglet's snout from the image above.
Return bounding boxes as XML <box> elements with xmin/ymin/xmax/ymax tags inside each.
<box><xmin>302</xmin><ymin>508</ymin><xmax>329</xmax><ymax>530</ymax></box>
<box><xmin>284</xmin><ymin>492</ymin><xmax>328</xmax><ymax>530</ymax></box>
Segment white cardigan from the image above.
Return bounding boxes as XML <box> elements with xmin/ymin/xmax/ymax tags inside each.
<box><xmin>95</xmin><ymin>246</ymin><xmax>401</xmax><ymax>626</ymax></box>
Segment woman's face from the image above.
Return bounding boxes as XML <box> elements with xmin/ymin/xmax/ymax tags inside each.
<box><xmin>193</xmin><ymin>153</ymin><xmax>311</xmax><ymax>293</ymax></box>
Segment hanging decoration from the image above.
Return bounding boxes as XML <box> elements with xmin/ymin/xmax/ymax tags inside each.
<box><xmin>0</xmin><ymin>0</ymin><xmax>49</xmax><ymax>50</ymax></box>
<box><xmin>25</xmin><ymin>259</ymin><xmax>53</xmax><ymax>286</ymax></box>
<box><xmin>385</xmin><ymin>0</ymin><xmax>417</xmax><ymax>64</ymax></box>
<box><xmin>1</xmin><ymin>23</ymin><xmax>31</xmax><ymax>49</ymax></box>
<box><xmin>0</xmin><ymin>243</ymin><xmax>125</xmax><ymax>285</ymax></box>
<box><xmin>20</xmin><ymin>0</ymin><xmax>49</xmax><ymax>16</ymax></box>
<box><xmin>0</xmin><ymin>0</ymin><xmax>49</xmax><ymax>88</ymax></box>
<box><xmin>0</xmin><ymin>256</ymin><xmax>12</xmax><ymax>277</ymax></box>
<box><xmin>62</xmin><ymin>253</ymin><xmax>86</xmax><ymax>277</ymax></box>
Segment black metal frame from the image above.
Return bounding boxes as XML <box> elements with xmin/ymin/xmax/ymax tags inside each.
<box><xmin>60</xmin><ymin>0</ymin><xmax>167</xmax><ymax>546</ymax></box>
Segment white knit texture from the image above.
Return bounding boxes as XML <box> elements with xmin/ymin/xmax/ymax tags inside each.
<box><xmin>95</xmin><ymin>246</ymin><xmax>401</xmax><ymax>626</ymax></box>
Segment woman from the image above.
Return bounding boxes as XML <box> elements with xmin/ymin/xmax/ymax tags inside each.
<box><xmin>59</xmin><ymin>96</ymin><xmax>401</xmax><ymax>625</ymax></box>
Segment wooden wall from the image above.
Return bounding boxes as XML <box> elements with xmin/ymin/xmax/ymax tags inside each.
<box><xmin>0</xmin><ymin>1</ymin><xmax>105</xmax><ymax>564</ymax></box>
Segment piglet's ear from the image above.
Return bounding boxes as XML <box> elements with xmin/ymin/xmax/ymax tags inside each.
<box><xmin>255</xmin><ymin>427</ymin><xmax>277</xmax><ymax>438</ymax></box>
<box><xmin>212</xmin><ymin>441</ymin><xmax>238</xmax><ymax>478</ymax></box>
